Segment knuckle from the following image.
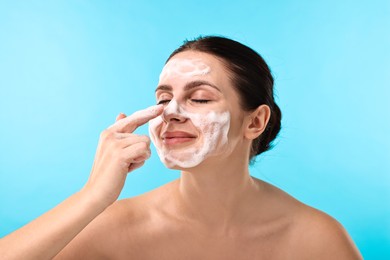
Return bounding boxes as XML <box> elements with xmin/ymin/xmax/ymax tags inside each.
<box><xmin>139</xmin><ymin>142</ymin><xmax>149</xmax><ymax>150</ymax></box>
<box><xmin>100</xmin><ymin>129</ymin><xmax>113</xmax><ymax>140</ymax></box>
<box><xmin>143</xmin><ymin>135</ymin><xmax>151</xmax><ymax>145</ymax></box>
<box><xmin>130</xmin><ymin>143</ymin><xmax>147</xmax><ymax>157</ymax></box>
<box><xmin>128</xmin><ymin>133</ymin><xmax>138</xmax><ymax>139</ymax></box>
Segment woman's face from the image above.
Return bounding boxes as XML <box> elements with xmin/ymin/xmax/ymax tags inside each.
<box><xmin>149</xmin><ymin>51</ymin><xmax>245</xmax><ymax>169</ymax></box>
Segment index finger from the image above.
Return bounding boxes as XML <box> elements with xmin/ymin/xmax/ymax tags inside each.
<box><xmin>109</xmin><ymin>104</ymin><xmax>164</xmax><ymax>133</ymax></box>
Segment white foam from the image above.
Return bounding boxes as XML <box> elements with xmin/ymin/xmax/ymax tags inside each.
<box><xmin>148</xmin><ymin>100</ymin><xmax>230</xmax><ymax>168</ymax></box>
<box><xmin>159</xmin><ymin>58</ymin><xmax>211</xmax><ymax>82</ymax></box>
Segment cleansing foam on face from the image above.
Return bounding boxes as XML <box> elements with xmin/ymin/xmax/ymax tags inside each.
<box><xmin>149</xmin><ymin>99</ymin><xmax>230</xmax><ymax>168</ymax></box>
<box><xmin>159</xmin><ymin>58</ymin><xmax>211</xmax><ymax>82</ymax></box>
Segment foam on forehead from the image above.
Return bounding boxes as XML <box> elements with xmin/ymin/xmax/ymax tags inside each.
<box><xmin>159</xmin><ymin>58</ymin><xmax>211</xmax><ymax>82</ymax></box>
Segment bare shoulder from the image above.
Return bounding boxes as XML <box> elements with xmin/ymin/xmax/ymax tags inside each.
<box><xmin>55</xmin><ymin>180</ymin><xmax>176</xmax><ymax>259</ymax></box>
<box><xmin>292</xmin><ymin>200</ymin><xmax>363</xmax><ymax>259</ymax></box>
<box><xmin>254</xmin><ymin>179</ymin><xmax>362</xmax><ymax>259</ymax></box>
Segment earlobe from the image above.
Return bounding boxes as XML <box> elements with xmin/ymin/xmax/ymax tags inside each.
<box><xmin>245</xmin><ymin>105</ymin><xmax>271</xmax><ymax>140</ymax></box>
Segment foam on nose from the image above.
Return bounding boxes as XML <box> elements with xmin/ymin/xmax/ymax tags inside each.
<box><xmin>163</xmin><ymin>99</ymin><xmax>188</xmax><ymax>122</ymax></box>
<box><xmin>163</xmin><ymin>99</ymin><xmax>180</xmax><ymax>116</ymax></box>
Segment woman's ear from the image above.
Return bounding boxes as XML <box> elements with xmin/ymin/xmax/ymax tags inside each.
<box><xmin>244</xmin><ymin>104</ymin><xmax>271</xmax><ymax>140</ymax></box>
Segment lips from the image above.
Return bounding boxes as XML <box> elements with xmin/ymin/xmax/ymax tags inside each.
<box><xmin>161</xmin><ymin>131</ymin><xmax>197</xmax><ymax>145</ymax></box>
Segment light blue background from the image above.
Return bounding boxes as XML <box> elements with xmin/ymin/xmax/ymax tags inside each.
<box><xmin>0</xmin><ymin>1</ymin><xmax>389</xmax><ymax>258</ymax></box>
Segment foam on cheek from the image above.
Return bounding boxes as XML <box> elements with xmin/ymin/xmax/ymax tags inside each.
<box><xmin>148</xmin><ymin>116</ymin><xmax>163</xmax><ymax>148</ymax></box>
<box><xmin>159</xmin><ymin>58</ymin><xmax>211</xmax><ymax>82</ymax></box>
<box><xmin>148</xmin><ymin>100</ymin><xmax>231</xmax><ymax>168</ymax></box>
<box><xmin>190</xmin><ymin>111</ymin><xmax>230</xmax><ymax>162</ymax></box>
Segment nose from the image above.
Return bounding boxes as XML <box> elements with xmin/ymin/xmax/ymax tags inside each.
<box><xmin>162</xmin><ymin>112</ymin><xmax>186</xmax><ymax>123</ymax></box>
<box><xmin>162</xmin><ymin>100</ymin><xmax>187</xmax><ymax>123</ymax></box>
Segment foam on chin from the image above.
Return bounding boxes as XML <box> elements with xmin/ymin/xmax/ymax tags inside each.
<box><xmin>148</xmin><ymin>100</ymin><xmax>230</xmax><ymax>168</ymax></box>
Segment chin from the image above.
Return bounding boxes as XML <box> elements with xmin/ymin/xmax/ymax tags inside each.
<box><xmin>161</xmin><ymin>159</ymin><xmax>201</xmax><ymax>170</ymax></box>
<box><xmin>160</xmin><ymin>154</ymin><xmax>222</xmax><ymax>171</ymax></box>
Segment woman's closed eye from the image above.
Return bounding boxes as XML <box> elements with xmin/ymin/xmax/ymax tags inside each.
<box><xmin>191</xmin><ymin>99</ymin><xmax>210</xmax><ymax>104</ymax></box>
<box><xmin>157</xmin><ymin>99</ymin><xmax>171</xmax><ymax>105</ymax></box>
<box><xmin>157</xmin><ymin>99</ymin><xmax>211</xmax><ymax>105</ymax></box>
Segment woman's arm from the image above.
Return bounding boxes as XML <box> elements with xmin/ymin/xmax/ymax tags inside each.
<box><xmin>0</xmin><ymin>105</ymin><xmax>163</xmax><ymax>260</ymax></box>
<box><xmin>0</xmin><ymin>188</ymin><xmax>106</xmax><ymax>260</ymax></box>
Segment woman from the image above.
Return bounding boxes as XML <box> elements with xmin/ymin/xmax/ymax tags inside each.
<box><xmin>0</xmin><ymin>36</ymin><xmax>362</xmax><ymax>259</ymax></box>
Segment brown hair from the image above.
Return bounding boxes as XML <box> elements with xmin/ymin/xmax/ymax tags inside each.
<box><xmin>167</xmin><ymin>35</ymin><xmax>282</xmax><ymax>160</ymax></box>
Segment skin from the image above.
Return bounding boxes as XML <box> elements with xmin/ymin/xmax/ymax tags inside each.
<box><xmin>0</xmin><ymin>51</ymin><xmax>362</xmax><ymax>260</ymax></box>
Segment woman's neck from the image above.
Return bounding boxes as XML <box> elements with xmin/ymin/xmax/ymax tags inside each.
<box><xmin>173</xmin><ymin>153</ymin><xmax>263</xmax><ymax>233</ymax></box>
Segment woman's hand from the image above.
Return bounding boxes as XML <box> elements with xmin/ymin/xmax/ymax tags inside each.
<box><xmin>83</xmin><ymin>104</ymin><xmax>163</xmax><ymax>208</ymax></box>
<box><xmin>0</xmin><ymin>105</ymin><xmax>164</xmax><ymax>260</ymax></box>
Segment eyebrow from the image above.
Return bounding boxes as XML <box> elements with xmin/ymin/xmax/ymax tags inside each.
<box><xmin>155</xmin><ymin>80</ymin><xmax>221</xmax><ymax>93</ymax></box>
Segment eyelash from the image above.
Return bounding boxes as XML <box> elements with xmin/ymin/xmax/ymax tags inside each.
<box><xmin>192</xmin><ymin>99</ymin><xmax>210</xmax><ymax>104</ymax></box>
<box><xmin>157</xmin><ymin>99</ymin><xmax>210</xmax><ymax>105</ymax></box>
<box><xmin>157</xmin><ymin>100</ymin><xmax>170</xmax><ymax>105</ymax></box>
